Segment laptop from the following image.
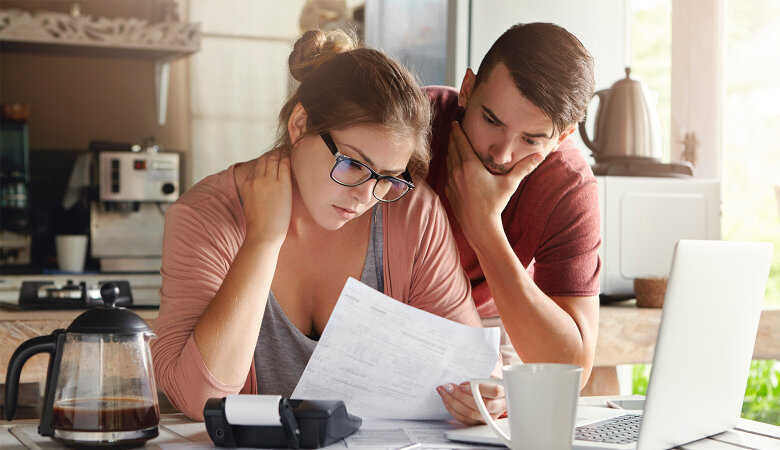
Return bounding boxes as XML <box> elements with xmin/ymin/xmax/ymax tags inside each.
<box><xmin>446</xmin><ymin>239</ymin><xmax>773</xmax><ymax>449</ymax></box>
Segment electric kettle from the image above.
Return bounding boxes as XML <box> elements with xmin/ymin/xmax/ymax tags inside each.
<box><xmin>579</xmin><ymin>67</ymin><xmax>663</xmax><ymax>162</ymax></box>
<box><xmin>4</xmin><ymin>283</ymin><xmax>160</xmax><ymax>448</ymax></box>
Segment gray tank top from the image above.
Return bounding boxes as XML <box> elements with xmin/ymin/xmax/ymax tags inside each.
<box><xmin>254</xmin><ymin>205</ymin><xmax>384</xmax><ymax>396</ymax></box>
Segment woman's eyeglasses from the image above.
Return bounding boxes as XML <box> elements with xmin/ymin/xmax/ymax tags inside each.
<box><xmin>320</xmin><ymin>132</ymin><xmax>414</xmax><ymax>203</ymax></box>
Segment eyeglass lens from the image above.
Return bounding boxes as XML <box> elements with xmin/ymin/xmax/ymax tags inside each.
<box><xmin>331</xmin><ymin>159</ymin><xmax>409</xmax><ymax>202</ymax></box>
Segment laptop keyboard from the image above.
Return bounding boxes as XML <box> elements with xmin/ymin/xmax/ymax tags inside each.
<box><xmin>575</xmin><ymin>413</ymin><xmax>642</xmax><ymax>444</ymax></box>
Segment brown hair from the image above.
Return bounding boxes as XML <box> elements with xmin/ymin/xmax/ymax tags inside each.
<box><xmin>276</xmin><ymin>29</ymin><xmax>431</xmax><ymax>178</ymax></box>
<box><xmin>475</xmin><ymin>22</ymin><xmax>595</xmax><ymax>135</ymax></box>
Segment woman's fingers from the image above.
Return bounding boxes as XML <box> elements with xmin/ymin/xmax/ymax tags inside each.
<box><xmin>241</xmin><ymin>150</ymin><xmax>293</xmax><ymax>243</ymax></box>
<box><xmin>257</xmin><ymin>150</ymin><xmax>269</xmax><ymax>177</ymax></box>
<box><xmin>264</xmin><ymin>148</ymin><xmax>281</xmax><ymax>176</ymax></box>
<box><xmin>437</xmin><ymin>386</ymin><xmax>483</xmax><ymax>424</ymax></box>
<box><xmin>469</xmin><ymin>381</ymin><xmax>505</xmax><ymax>399</ymax></box>
<box><xmin>437</xmin><ymin>383</ymin><xmax>506</xmax><ymax>425</ymax></box>
<box><xmin>277</xmin><ymin>152</ymin><xmax>291</xmax><ymax>182</ymax></box>
<box><xmin>247</xmin><ymin>150</ymin><xmax>288</xmax><ymax>185</ymax></box>
<box><xmin>260</xmin><ymin>149</ymin><xmax>291</xmax><ymax>182</ymax></box>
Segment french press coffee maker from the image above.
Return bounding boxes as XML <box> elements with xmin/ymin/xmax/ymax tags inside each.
<box><xmin>4</xmin><ymin>283</ymin><xmax>160</xmax><ymax>448</ymax></box>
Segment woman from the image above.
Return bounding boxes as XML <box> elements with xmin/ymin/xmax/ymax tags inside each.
<box><xmin>151</xmin><ymin>29</ymin><xmax>504</xmax><ymax>423</ymax></box>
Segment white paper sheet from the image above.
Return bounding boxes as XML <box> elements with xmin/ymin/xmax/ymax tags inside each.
<box><xmin>292</xmin><ymin>277</ymin><xmax>500</xmax><ymax>420</ymax></box>
<box><xmin>344</xmin><ymin>419</ymin><xmax>496</xmax><ymax>449</ymax></box>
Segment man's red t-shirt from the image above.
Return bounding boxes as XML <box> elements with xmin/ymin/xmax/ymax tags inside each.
<box><xmin>425</xmin><ymin>86</ymin><xmax>601</xmax><ymax>317</ymax></box>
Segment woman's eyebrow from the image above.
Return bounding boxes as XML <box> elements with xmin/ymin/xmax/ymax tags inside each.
<box><xmin>341</xmin><ymin>143</ymin><xmax>406</xmax><ymax>175</ymax></box>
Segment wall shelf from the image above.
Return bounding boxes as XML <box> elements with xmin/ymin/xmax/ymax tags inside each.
<box><xmin>0</xmin><ymin>8</ymin><xmax>200</xmax><ymax>125</ymax></box>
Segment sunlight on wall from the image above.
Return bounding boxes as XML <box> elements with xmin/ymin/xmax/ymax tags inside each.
<box><xmin>631</xmin><ymin>0</ymin><xmax>780</xmax><ymax>307</ymax></box>
<box><xmin>722</xmin><ymin>0</ymin><xmax>780</xmax><ymax>307</ymax></box>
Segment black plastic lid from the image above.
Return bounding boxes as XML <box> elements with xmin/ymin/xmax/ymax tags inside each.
<box><xmin>66</xmin><ymin>283</ymin><xmax>152</xmax><ymax>334</ymax></box>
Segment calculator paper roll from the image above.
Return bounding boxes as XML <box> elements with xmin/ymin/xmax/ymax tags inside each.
<box><xmin>224</xmin><ymin>394</ymin><xmax>282</xmax><ymax>426</ymax></box>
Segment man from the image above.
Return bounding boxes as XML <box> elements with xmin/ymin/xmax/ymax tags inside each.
<box><xmin>430</xmin><ymin>23</ymin><xmax>601</xmax><ymax>423</ymax></box>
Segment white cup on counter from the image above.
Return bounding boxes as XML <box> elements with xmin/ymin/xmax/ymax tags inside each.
<box><xmin>471</xmin><ymin>363</ymin><xmax>583</xmax><ymax>450</ymax></box>
<box><xmin>56</xmin><ymin>235</ymin><xmax>88</xmax><ymax>273</ymax></box>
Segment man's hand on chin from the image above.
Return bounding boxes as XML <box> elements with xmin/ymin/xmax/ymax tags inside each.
<box><xmin>445</xmin><ymin>121</ymin><xmax>544</xmax><ymax>247</ymax></box>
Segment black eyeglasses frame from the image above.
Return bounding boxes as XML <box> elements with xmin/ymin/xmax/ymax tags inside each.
<box><xmin>320</xmin><ymin>132</ymin><xmax>415</xmax><ymax>203</ymax></box>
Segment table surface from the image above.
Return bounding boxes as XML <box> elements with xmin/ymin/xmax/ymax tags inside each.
<box><xmin>2</xmin><ymin>397</ymin><xmax>779</xmax><ymax>449</ymax></box>
<box><xmin>592</xmin><ymin>301</ymin><xmax>780</xmax><ymax>366</ymax></box>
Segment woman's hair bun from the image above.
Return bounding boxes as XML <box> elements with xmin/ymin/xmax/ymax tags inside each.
<box><xmin>289</xmin><ymin>29</ymin><xmax>359</xmax><ymax>82</ymax></box>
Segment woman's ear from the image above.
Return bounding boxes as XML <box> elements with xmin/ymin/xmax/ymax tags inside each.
<box><xmin>288</xmin><ymin>103</ymin><xmax>308</xmax><ymax>145</ymax></box>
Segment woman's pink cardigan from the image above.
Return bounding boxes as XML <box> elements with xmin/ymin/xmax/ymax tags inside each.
<box><xmin>151</xmin><ymin>164</ymin><xmax>486</xmax><ymax>420</ymax></box>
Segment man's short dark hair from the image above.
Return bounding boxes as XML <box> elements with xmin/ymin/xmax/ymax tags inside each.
<box><xmin>474</xmin><ymin>22</ymin><xmax>595</xmax><ymax>135</ymax></box>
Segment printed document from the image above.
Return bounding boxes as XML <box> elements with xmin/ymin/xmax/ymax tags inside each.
<box><xmin>292</xmin><ymin>277</ymin><xmax>500</xmax><ymax>420</ymax></box>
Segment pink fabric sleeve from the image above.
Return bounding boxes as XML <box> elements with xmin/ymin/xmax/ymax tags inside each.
<box><xmin>384</xmin><ymin>182</ymin><xmax>483</xmax><ymax>326</ymax></box>
<box><xmin>151</xmin><ymin>202</ymin><xmax>255</xmax><ymax>421</ymax></box>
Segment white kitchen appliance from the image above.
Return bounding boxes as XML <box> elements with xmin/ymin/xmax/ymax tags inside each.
<box><xmin>98</xmin><ymin>151</ymin><xmax>179</xmax><ymax>202</ymax></box>
<box><xmin>90</xmin><ymin>147</ymin><xmax>179</xmax><ymax>272</ymax></box>
<box><xmin>597</xmin><ymin>176</ymin><xmax>720</xmax><ymax>299</ymax></box>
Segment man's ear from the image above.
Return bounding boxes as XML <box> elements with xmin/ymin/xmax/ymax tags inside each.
<box><xmin>458</xmin><ymin>68</ymin><xmax>477</xmax><ymax>108</ymax></box>
<box><xmin>288</xmin><ymin>103</ymin><xmax>308</xmax><ymax>144</ymax></box>
<box><xmin>556</xmin><ymin>124</ymin><xmax>578</xmax><ymax>146</ymax></box>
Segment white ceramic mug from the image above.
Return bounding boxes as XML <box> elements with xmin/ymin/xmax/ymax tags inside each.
<box><xmin>55</xmin><ymin>235</ymin><xmax>88</xmax><ymax>273</ymax></box>
<box><xmin>471</xmin><ymin>363</ymin><xmax>582</xmax><ymax>450</ymax></box>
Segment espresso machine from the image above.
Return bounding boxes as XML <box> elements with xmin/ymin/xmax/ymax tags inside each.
<box><xmin>90</xmin><ymin>140</ymin><xmax>180</xmax><ymax>272</ymax></box>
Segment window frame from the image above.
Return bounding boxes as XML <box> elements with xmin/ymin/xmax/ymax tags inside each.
<box><xmin>670</xmin><ymin>0</ymin><xmax>725</xmax><ymax>180</ymax></box>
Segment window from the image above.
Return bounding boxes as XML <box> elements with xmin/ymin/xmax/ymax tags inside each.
<box><xmin>722</xmin><ymin>0</ymin><xmax>780</xmax><ymax>307</ymax></box>
<box><xmin>629</xmin><ymin>0</ymin><xmax>671</xmax><ymax>161</ymax></box>
<box><xmin>630</xmin><ymin>0</ymin><xmax>780</xmax><ymax>426</ymax></box>
<box><xmin>631</xmin><ymin>0</ymin><xmax>779</xmax><ymax>308</ymax></box>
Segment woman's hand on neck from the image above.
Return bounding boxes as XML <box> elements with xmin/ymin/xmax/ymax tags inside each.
<box><xmin>239</xmin><ymin>149</ymin><xmax>293</xmax><ymax>247</ymax></box>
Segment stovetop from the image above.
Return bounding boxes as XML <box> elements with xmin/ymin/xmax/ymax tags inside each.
<box><xmin>0</xmin><ymin>273</ymin><xmax>161</xmax><ymax>308</ymax></box>
<box><xmin>16</xmin><ymin>279</ymin><xmax>133</xmax><ymax>309</ymax></box>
